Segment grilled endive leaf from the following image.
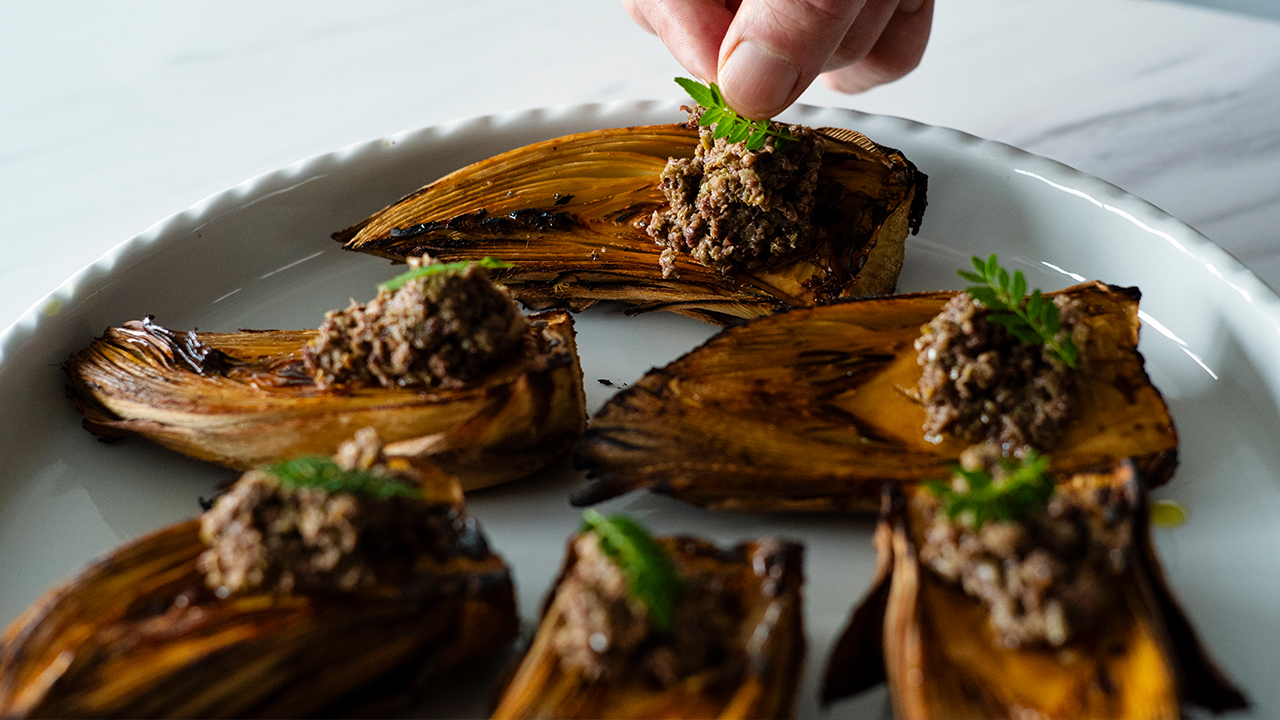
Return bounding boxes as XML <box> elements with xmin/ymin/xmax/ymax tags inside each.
<box><xmin>334</xmin><ymin>123</ymin><xmax>927</xmax><ymax>325</ymax></box>
<box><xmin>64</xmin><ymin>310</ymin><xmax>586</xmax><ymax>491</ymax></box>
<box><xmin>821</xmin><ymin>462</ymin><xmax>1247</xmax><ymax>718</ymax></box>
<box><xmin>491</xmin><ymin>535</ymin><xmax>805</xmax><ymax>719</ymax></box>
<box><xmin>573</xmin><ymin>282</ymin><xmax>1177</xmax><ymax>511</ymax></box>
<box><xmin>0</xmin><ymin>459</ymin><xmax>518</xmax><ymax>718</ymax></box>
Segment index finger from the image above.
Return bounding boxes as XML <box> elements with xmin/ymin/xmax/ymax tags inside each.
<box><xmin>626</xmin><ymin>0</ymin><xmax>738</xmax><ymax>85</ymax></box>
<box><xmin>717</xmin><ymin>0</ymin><xmax>869</xmax><ymax>118</ymax></box>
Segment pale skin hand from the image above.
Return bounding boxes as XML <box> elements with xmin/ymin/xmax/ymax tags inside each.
<box><xmin>625</xmin><ymin>0</ymin><xmax>935</xmax><ymax>120</ymax></box>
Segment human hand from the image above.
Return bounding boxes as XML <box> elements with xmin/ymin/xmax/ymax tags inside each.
<box><xmin>625</xmin><ymin>0</ymin><xmax>934</xmax><ymax>119</ymax></box>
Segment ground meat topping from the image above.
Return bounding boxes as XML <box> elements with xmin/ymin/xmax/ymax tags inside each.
<box><xmin>647</xmin><ymin>107</ymin><xmax>825</xmax><ymax>279</ymax></box>
<box><xmin>198</xmin><ymin>428</ymin><xmax>483</xmax><ymax>596</ymax></box>
<box><xmin>551</xmin><ymin>534</ymin><xmax>743</xmax><ymax>687</ymax></box>
<box><xmin>919</xmin><ymin>445</ymin><xmax>1131</xmax><ymax>648</ymax></box>
<box><xmin>916</xmin><ymin>292</ymin><xmax>1086</xmax><ymax>452</ymax></box>
<box><xmin>303</xmin><ymin>257</ymin><xmax>530</xmax><ymax>390</ymax></box>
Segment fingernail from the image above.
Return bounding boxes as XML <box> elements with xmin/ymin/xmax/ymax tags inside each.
<box><xmin>718</xmin><ymin>40</ymin><xmax>799</xmax><ymax>119</ymax></box>
<box><xmin>899</xmin><ymin>0</ymin><xmax>926</xmax><ymax>13</ymax></box>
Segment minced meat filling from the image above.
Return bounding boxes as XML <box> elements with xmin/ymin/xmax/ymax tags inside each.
<box><xmin>647</xmin><ymin>107</ymin><xmax>824</xmax><ymax>279</ymax></box>
<box><xmin>198</xmin><ymin>429</ymin><xmax>476</xmax><ymax>596</ymax></box>
<box><xmin>551</xmin><ymin>534</ymin><xmax>742</xmax><ymax>687</ymax></box>
<box><xmin>919</xmin><ymin>446</ymin><xmax>1130</xmax><ymax>649</ymax></box>
<box><xmin>916</xmin><ymin>293</ymin><xmax>1085</xmax><ymax>452</ymax></box>
<box><xmin>303</xmin><ymin>257</ymin><xmax>529</xmax><ymax>390</ymax></box>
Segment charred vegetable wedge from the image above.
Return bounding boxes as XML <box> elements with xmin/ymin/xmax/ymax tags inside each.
<box><xmin>573</xmin><ymin>282</ymin><xmax>1177</xmax><ymax>511</ymax></box>
<box><xmin>0</xmin><ymin>431</ymin><xmax>520</xmax><ymax>718</ymax></box>
<box><xmin>821</xmin><ymin>461</ymin><xmax>1247</xmax><ymax>718</ymax></box>
<box><xmin>333</xmin><ymin>118</ymin><xmax>926</xmax><ymax>325</ymax></box>
<box><xmin>492</xmin><ymin>513</ymin><xmax>805</xmax><ymax>719</ymax></box>
<box><xmin>65</xmin><ymin>262</ymin><xmax>586</xmax><ymax>492</ymax></box>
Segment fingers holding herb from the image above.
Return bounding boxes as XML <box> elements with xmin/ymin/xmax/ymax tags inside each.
<box><xmin>674</xmin><ymin>77</ymin><xmax>793</xmax><ymax>151</ymax></box>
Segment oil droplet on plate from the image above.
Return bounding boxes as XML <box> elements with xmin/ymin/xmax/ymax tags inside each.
<box><xmin>1150</xmin><ymin>499</ymin><xmax>1187</xmax><ymax>528</ymax></box>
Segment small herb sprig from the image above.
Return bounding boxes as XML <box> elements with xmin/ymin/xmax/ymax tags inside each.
<box><xmin>379</xmin><ymin>257</ymin><xmax>512</xmax><ymax>292</ymax></box>
<box><xmin>581</xmin><ymin>509</ymin><xmax>684</xmax><ymax>634</ymax></box>
<box><xmin>958</xmin><ymin>254</ymin><xmax>1080</xmax><ymax>368</ymax></box>
<box><xmin>927</xmin><ymin>450</ymin><xmax>1055</xmax><ymax>529</ymax></box>
<box><xmin>674</xmin><ymin>77</ymin><xmax>793</xmax><ymax>151</ymax></box>
<box><xmin>266</xmin><ymin>456</ymin><xmax>424</xmax><ymax>500</ymax></box>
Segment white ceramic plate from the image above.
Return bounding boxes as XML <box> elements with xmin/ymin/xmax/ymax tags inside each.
<box><xmin>1</xmin><ymin>101</ymin><xmax>1275</xmax><ymax>718</ymax></box>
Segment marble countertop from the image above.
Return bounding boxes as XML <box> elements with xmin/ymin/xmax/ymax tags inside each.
<box><xmin>3</xmin><ymin>0</ymin><xmax>1279</xmax><ymax>716</ymax></box>
<box><xmin>4</xmin><ymin>0</ymin><xmax>1279</xmax><ymax>332</ymax></box>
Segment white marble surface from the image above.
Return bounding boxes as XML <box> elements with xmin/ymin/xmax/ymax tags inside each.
<box><xmin>3</xmin><ymin>0</ymin><xmax>1280</xmax><ymax>716</ymax></box>
<box><xmin>4</xmin><ymin>0</ymin><xmax>1280</xmax><ymax>334</ymax></box>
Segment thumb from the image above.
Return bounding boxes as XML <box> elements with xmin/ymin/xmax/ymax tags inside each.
<box><xmin>716</xmin><ymin>0</ymin><xmax>866</xmax><ymax>119</ymax></box>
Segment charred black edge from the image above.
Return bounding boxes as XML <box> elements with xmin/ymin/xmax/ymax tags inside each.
<box><xmin>907</xmin><ymin>162</ymin><xmax>928</xmax><ymax>235</ymax></box>
<box><xmin>820</xmin><ymin>484</ymin><xmax>902</xmax><ymax>704</ymax></box>
<box><xmin>384</xmin><ymin>208</ymin><xmax>584</xmax><ymax>241</ymax></box>
<box><xmin>870</xmin><ymin>141</ymin><xmax>929</xmax><ymax>237</ymax></box>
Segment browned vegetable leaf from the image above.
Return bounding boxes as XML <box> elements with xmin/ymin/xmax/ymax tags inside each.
<box><xmin>334</xmin><ymin>123</ymin><xmax>927</xmax><ymax>325</ymax></box>
<box><xmin>821</xmin><ymin>462</ymin><xmax>1247</xmax><ymax>718</ymax></box>
<box><xmin>64</xmin><ymin>310</ymin><xmax>586</xmax><ymax>491</ymax></box>
<box><xmin>491</xmin><ymin>535</ymin><xmax>805</xmax><ymax>719</ymax></box>
<box><xmin>0</xmin><ymin>458</ymin><xmax>518</xmax><ymax>718</ymax></box>
<box><xmin>573</xmin><ymin>282</ymin><xmax>1177</xmax><ymax>511</ymax></box>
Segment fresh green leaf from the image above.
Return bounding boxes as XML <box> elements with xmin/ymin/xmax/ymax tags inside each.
<box><xmin>379</xmin><ymin>257</ymin><xmax>512</xmax><ymax>292</ymax></box>
<box><xmin>673</xmin><ymin>77</ymin><xmax>794</xmax><ymax>152</ymax></box>
<box><xmin>580</xmin><ymin>509</ymin><xmax>684</xmax><ymax>634</ymax></box>
<box><xmin>928</xmin><ymin>450</ymin><xmax>1055</xmax><ymax>529</ymax></box>
<box><xmin>674</xmin><ymin>76</ymin><xmax>716</xmax><ymax>108</ymax></box>
<box><xmin>956</xmin><ymin>254</ymin><xmax>1080</xmax><ymax>369</ymax></box>
<box><xmin>266</xmin><ymin>456</ymin><xmax>424</xmax><ymax>500</ymax></box>
<box><xmin>708</xmin><ymin>79</ymin><xmax>725</xmax><ymax>107</ymax></box>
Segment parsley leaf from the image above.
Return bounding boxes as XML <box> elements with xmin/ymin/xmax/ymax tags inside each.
<box><xmin>580</xmin><ymin>509</ymin><xmax>684</xmax><ymax>634</ymax></box>
<box><xmin>379</xmin><ymin>257</ymin><xmax>512</xmax><ymax>292</ymax></box>
<box><xmin>927</xmin><ymin>450</ymin><xmax>1055</xmax><ymax>529</ymax></box>
<box><xmin>958</xmin><ymin>254</ymin><xmax>1080</xmax><ymax>368</ymax></box>
<box><xmin>266</xmin><ymin>456</ymin><xmax>424</xmax><ymax>500</ymax></box>
<box><xmin>674</xmin><ymin>77</ymin><xmax>793</xmax><ymax>152</ymax></box>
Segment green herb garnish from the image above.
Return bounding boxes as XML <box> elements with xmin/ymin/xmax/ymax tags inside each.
<box><xmin>674</xmin><ymin>77</ymin><xmax>793</xmax><ymax>151</ymax></box>
<box><xmin>266</xmin><ymin>456</ymin><xmax>424</xmax><ymax>500</ymax></box>
<box><xmin>580</xmin><ymin>509</ymin><xmax>684</xmax><ymax>634</ymax></box>
<box><xmin>926</xmin><ymin>450</ymin><xmax>1055</xmax><ymax>529</ymax></box>
<box><xmin>958</xmin><ymin>254</ymin><xmax>1080</xmax><ymax>368</ymax></box>
<box><xmin>379</xmin><ymin>257</ymin><xmax>513</xmax><ymax>292</ymax></box>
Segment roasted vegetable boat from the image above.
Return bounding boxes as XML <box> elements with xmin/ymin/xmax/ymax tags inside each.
<box><xmin>491</xmin><ymin>512</ymin><xmax>805</xmax><ymax>719</ymax></box>
<box><xmin>821</xmin><ymin>458</ymin><xmax>1247</xmax><ymax>718</ymax></box>
<box><xmin>573</xmin><ymin>280</ymin><xmax>1177</xmax><ymax>511</ymax></box>
<box><xmin>0</xmin><ymin>430</ymin><xmax>520</xmax><ymax>718</ymax></box>
<box><xmin>334</xmin><ymin>106</ymin><xmax>927</xmax><ymax>325</ymax></box>
<box><xmin>64</xmin><ymin>259</ymin><xmax>587</xmax><ymax>491</ymax></box>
